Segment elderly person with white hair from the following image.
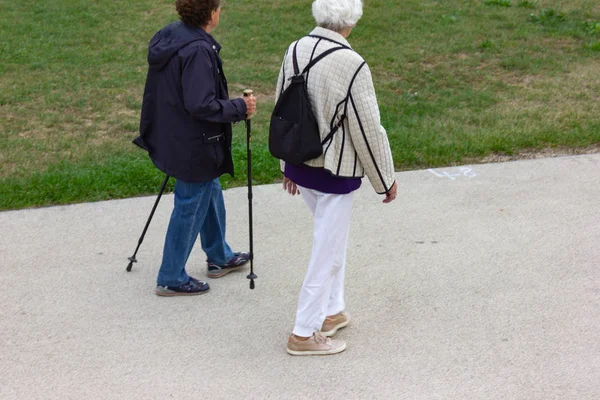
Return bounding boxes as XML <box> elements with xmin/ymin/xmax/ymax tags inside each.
<box><xmin>276</xmin><ymin>0</ymin><xmax>398</xmax><ymax>356</ymax></box>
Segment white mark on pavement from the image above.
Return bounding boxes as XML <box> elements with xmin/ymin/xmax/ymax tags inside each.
<box><xmin>428</xmin><ymin>167</ymin><xmax>477</xmax><ymax>180</ymax></box>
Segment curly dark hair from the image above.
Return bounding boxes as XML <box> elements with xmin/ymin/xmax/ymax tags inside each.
<box><xmin>176</xmin><ymin>0</ymin><xmax>221</xmax><ymax>28</ymax></box>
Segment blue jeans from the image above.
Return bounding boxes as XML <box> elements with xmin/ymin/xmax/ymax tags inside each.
<box><xmin>157</xmin><ymin>178</ymin><xmax>234</xmax><ymax>287</ymax></box>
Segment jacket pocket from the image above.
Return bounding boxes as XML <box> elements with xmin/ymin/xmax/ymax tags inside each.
<box><xmin>202</xmin><ymin>132</ymin><xmax>224</xmax><ymax>168</ymax></box>
<box><xmin>212</xmin><ymin>142</ymin><xmax>224</xmax><ymax>168</ymax></box>
<box><xmin>202</xmin><ymin>132</ymin><xmax>225</xmax><ymax>144</ymax></box>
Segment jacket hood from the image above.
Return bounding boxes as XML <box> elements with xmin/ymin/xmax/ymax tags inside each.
<box><xmin>147</xmin><ymin>21</ymin><xmax>209</xmax><ymax>70</ymax></box>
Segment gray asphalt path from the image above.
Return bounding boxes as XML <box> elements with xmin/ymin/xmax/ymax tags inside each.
<box><xmin>1</xmin><ymin>154</ymin><xmax>599</xmax><ymax>400</ymax></box>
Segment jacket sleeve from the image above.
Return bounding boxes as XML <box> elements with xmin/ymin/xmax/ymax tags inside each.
<box><xmin>181</xmin><ymin>46</ymin><xmax>247</xmax><ymax>123</ymax></box>
<box><xmin>346</xmin><ymin>63</ymin><xmax>396</xmax><ymax>194</ymax></box>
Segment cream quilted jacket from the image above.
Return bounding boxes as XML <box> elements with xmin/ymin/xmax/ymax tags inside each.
<box><xmin>275</xmin><ymin>27</ymin><xmax>395</xmax><ymax>194</ymax></box>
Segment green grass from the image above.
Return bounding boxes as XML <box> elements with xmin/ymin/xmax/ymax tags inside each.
<box><xmin>1</xmin><ymin>0</ymin><xmax>600</xmax><ymax>210</ymax></box>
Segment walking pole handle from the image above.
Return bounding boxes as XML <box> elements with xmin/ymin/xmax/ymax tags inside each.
<box><xmin>244</xmin><ymin>89</ymin><xmax>254</xmax><ymax>120</ymax></box>
<box><xmin>243</xmin><ymin>89</ymin><xmax>257</xmax><ymax>289</ymax></box>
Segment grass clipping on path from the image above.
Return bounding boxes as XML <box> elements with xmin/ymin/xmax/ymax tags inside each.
<box><xmin>1</xmin><ymin>0</ymin><xmax>599</xmax><ymax>209</ymax></box>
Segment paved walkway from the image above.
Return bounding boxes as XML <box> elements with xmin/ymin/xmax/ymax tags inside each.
<box><xmin>1</xmin><ymin>154</ymin><xmax>599</xmax><ymax>399</ymax></box>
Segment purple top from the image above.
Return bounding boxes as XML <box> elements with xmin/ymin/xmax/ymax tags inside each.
<box><xmin>284</xmin><ymin>163</ymin><xmax>362</xmax><ymax>194</ymax></box>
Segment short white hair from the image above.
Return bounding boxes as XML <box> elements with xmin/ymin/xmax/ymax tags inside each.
<box><xmin>312</xmin><ymin>0</ymin><xmax>363</xmax><ymax>32</ymax></box>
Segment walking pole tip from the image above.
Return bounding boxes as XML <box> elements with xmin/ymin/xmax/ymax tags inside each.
<box><xmin>247</xmin><ymin>273</ymin><xmax>257</xmax><ymax>290</ymax></box>
<box><xmin>126</xmin><ymin>257</ymin><xmax>136</xmax><ymax>272</ymax></box>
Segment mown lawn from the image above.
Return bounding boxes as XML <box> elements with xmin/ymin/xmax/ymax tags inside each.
<box><xmin>1</xmin><ymin>0</ymin><xmax>599</xmax><ymax>210</ymax></box>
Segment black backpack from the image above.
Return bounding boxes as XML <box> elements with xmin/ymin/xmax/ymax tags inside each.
<box><xmin>269</xmin><ymin>37</ymin><xmax>363</xmax><ymax>165</ymax></box>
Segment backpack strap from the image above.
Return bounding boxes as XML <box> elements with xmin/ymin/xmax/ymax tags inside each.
<box><xmin>301</xmin><ymin>46</ymin><xmax>347</xmax><ymax>75</ymax></box>
<box><xmin>292</xmin><ymin>41</ymin><xmax>301</xmax><ymax>76</ymax></box>
<box><xmin>292</xmin><ymin>38</ymin><xmax>348</xmax><ymax>77</ymax></box>
<box><xmin>305</xmin><ymin>38</ymin><xmax>322</xmax><ymax>84</ymax></box>
<box><xmin>321</xmin><ymin>61</ymin><xmax>367</xmax><ymax>145</ymax></box>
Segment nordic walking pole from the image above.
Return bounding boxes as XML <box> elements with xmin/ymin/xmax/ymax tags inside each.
<box><xmin>244</xmin><ymin>89</ymin><xmax>257</xmax><ymax>289</ymax></box>
<box><xmin>126</xmin><ymin>175</ymin><xmax>170</xmax><ymax>272</ymax></box>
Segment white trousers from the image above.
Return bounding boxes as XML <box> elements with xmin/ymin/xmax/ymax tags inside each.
<box><xmin>293</xmin><ymin>187</ymin><xmax>354</xmax><ymax>337</ymax></box>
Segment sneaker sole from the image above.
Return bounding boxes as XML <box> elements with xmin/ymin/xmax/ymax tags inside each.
<box><xmin>155</xmin><ymin>288</ymin><xmax>210</xmax><ymax>297</ymax></box>
<box><xmin>320</xmin><ymin>317</ymin><xmax>351</xmax><ymax>337</ymax></box>
<box><xmin>286</xmin><ymin>342</ymin><xmax>347</xmax><ymax>356</ymax></box>
<box><xmin>207</xmin><ymin>264</ymin><xmax>246</xmax><ymax>279</ymax></box>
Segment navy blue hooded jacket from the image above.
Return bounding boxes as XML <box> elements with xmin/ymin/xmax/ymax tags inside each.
<box><xmin>134</xmin><ymin>21</ymin><xmax>247</xmax><ymax>182</ymax></box>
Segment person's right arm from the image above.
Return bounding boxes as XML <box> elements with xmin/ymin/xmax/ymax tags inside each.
<box><xmin>181</xmin><ymin>46</ymin><xmax>250</xmax><ymax>123</ymax></box>
<box><xmin>275</xmin><ymin>45</ymin><xmax>300</xmax><ymax>197</ymax></box>
<box><xmin>275</xmin><ymin>48</ymin><xmax>289</xmax><ymax>175</ymax></box>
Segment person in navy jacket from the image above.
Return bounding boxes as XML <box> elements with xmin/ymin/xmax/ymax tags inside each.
<box><xmin>134</xmin><ymin>0</ymin><xmax>257</xmax><ymax>296</ymax></box>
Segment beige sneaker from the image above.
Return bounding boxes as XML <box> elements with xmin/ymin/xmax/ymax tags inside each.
<box><xmin>320</xmin><ymin>311</ymin><xmax>351</xmax><ymax>337</ymax></box>
<box><xmin>287</xmin><ymin>332</ymin><xmax>347</xmax><ymax>356</ymax></box>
